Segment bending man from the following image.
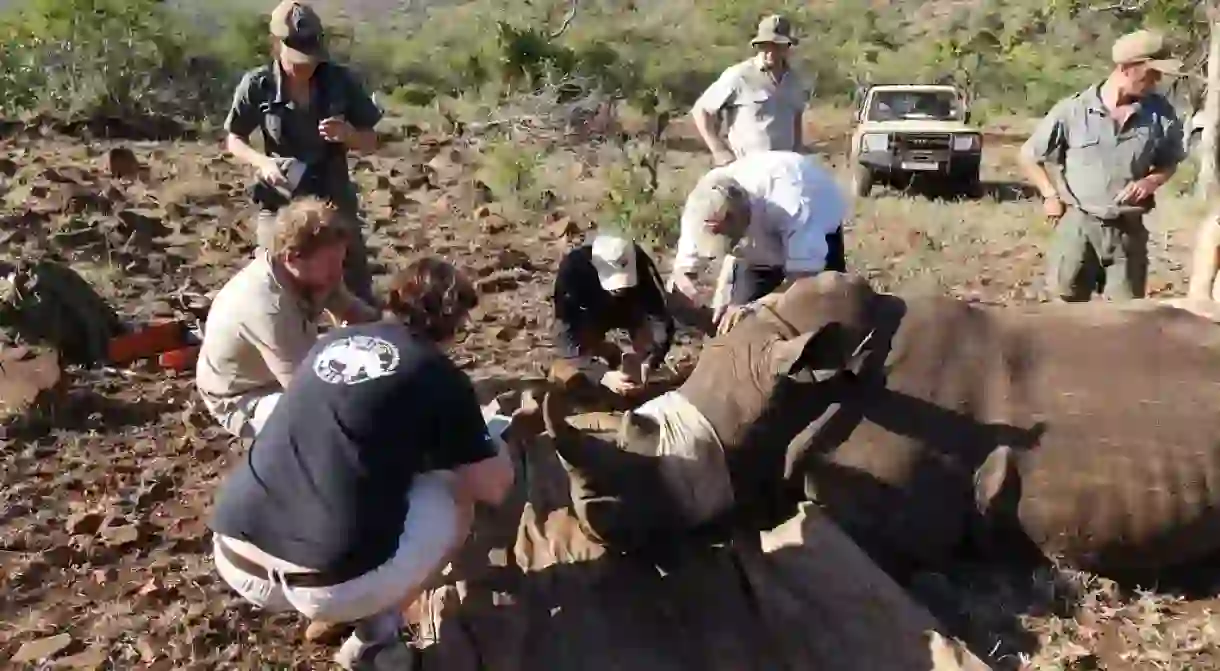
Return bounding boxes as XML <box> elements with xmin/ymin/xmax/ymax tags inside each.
<box><xmin>669</xmin><ymin>150</ymin><xmax>848</xmax><ymax>334</ymax></box>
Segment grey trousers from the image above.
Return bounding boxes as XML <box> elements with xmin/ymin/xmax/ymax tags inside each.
<box><xmin>255</xmin><ymin>208</ymin><xmax>377</xmax><ymax>307</ymax></box>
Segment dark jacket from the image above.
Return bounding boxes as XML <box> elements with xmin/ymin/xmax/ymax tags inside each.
<box><xmin>552</xmin><ymin>243</ymin><xmax>675</xmax><ymax>375</ymax></box>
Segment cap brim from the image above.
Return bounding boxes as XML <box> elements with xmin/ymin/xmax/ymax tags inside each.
<box><xmin>752</xmin><ymin>36</ymin><xmax>796</xmax><ymax>47</ymax></box>
<box><xmin>1148</xmin><ymin>58</ymin><xmax>1185</xmax><ymax>76</ymax></box>
<box><xmin>600</xmin><ymin>272</ymin><xmax>636</xmax><ymax>292</ymax></box>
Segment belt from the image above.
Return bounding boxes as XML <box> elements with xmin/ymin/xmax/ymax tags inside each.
<box><xmin>215</xmin><ymin>536</ymin><xmax>349</xmax><ymax>589</ymax></box>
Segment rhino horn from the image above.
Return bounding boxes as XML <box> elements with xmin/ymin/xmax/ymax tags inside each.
<box><xmin>542</xmin><ymin>389</ymin><xmax>576</xmax><ymax>442</ymax></box>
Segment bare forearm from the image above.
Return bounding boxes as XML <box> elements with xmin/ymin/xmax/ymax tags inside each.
<box><xmin>1019</xmin><ymin>157</ymin><xmax>1059</xmax><ymax>199</ymax></box>
<box><xmin>226</xmin><ymin>133</ymin><xmax>269</xmax><ymax>169</ymax></box>
<box><xmin>692</xmin><ymin>109</ymin><xmax>731</xmax><ymax>155</ymax></box>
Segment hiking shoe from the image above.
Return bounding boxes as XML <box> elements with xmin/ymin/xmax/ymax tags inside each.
<box><xmin>335</xmin><ymin>636</ymin><xmax>418</xmax><ymax>671</ymax></box>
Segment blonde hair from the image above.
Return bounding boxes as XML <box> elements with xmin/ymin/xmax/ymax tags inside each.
<box><xmin>270</xmin><ymin>197</ymin><xmax>350</xmax><ymax>259</ymax></box>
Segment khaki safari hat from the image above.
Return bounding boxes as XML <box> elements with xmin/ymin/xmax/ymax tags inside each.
<box><xmin>1112</xmin><ymin>29</ymin><xmax>1183</xmax><ymax>76</ymax></box>
<box><xmin>591</xmin><ymin>234</ymin><xmax>639</xmax><ymax>292</ymax></box>
<box><xmin>751</xmin><ymin>14</ymin><xmax>799</xmax><ymax>47</ymax></box>
<box><xmin>270</xmin><ymin>1</ymin><xmax>329</xmax><ymax>65</ymax></box>
<box><xmin>684</xmin><ymin>172</ymin><xmax>749</xmax><ymax>260</ymax></box>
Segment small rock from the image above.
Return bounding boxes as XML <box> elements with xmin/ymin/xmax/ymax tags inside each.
<box><xmin>0</xmin><ymin>158</ymin><xmax>17</xmax><ymax>177</ymax></box>
<box><xmin>495</xmin><ymin>249</ymin><xmax>532</xmax><ymax>271</ymax></box>
<box><xmin>473</xmin><ymin>205</ymin><xmax>492</xmax><ymax>219</ymax></box>
<box><xmin>67</xmin><ymin>512</ymin><xmax>105</xmax><ymax>535</ymax></box>
<box><xmin>477</xmin><ymin>275</ymin><xmax>520</xmax><ymax>294</ymax></box>
<box><xmin>546</xmin><ymin>217</ymin><xmax>580</xmax><ymax>239</ymax></box>
<box><xmin>100</xmin><ymin>524</ymin><xmax>139</xmax><ymax>547</ymax></box>
<box><xmin>105</xmin><ymin>147</ymin><xmax>141</xmax><ymax>179</ymax></box>
<box><xmin>54</xmin><ymin>647</ymin><xmax>107</xmax><ymax>669</ymax></box>
<box><xmin>480</xmin><ymin>215</ymin><xmax>509</xmax><ymax>235</ymax></box>
<box><xmin>12</xmin><ymin>632</ymin><xmax>72</xmax><ymax>662</ymax></box>
<box><xmin>487</xmin><ymin>327</ymin><xmax>517</xmax><ymax>342</ymax></box>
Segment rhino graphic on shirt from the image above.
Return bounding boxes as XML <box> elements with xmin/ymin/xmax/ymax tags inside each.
<box><xmin>312</xmin><ymin>335</ymin><xmax>400</xmax><ymax>386</ymax></box>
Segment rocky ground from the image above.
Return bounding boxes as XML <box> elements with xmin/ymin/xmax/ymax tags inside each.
<box><xmin>1</xmin><ymin>113</ymin><xmax>1218</xmax><ymax>669</ymax></box>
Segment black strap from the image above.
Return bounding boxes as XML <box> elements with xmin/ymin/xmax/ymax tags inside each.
<box><xmin>216</xmin><ymin>536</ymin><xmax>349</xmax><ymax>589</ymax></box>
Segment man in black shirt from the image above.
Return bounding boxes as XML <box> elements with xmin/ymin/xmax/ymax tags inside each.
<box><xmin>208</xmin><ymin>257</ymin><xmax>515</xmax><ymax>671</ymax></box>
<box><xmin>551</xmin><ymin>233</ymin><xmax>676</xmax><ymax>396</ymax></box>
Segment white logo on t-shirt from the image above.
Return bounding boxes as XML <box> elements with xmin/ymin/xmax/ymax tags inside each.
<box><xmin>312</xmin><ymin>335</ymin><xmax>401</xmax><ymax>385</ymax></box>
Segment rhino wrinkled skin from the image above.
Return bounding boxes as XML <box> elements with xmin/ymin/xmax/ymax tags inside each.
<box><xmin>552</xmin><ymin>271</ymin><xmax>1220</xmax><ymax>576</ymax></box>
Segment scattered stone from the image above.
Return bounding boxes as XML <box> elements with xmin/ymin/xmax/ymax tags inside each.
<box><xmin>100</xmin><ymin>524</ymin><xmax>140</xmax><ymax>547</ymax></box>
<box><xmin>487</xmin><ymin>326</ymin><xmax>517</xmax><ymax>342</ymax></box>
<box><xmin>67</xmin><ymin>512</ymin><xmax>105</xmax><ymax>535</ymax></box>
<box><xmin>546</xmin><ymin>216</ymin><xmax>581</xmax><ymax>239</ymax></box>
<box><xmin>12</xmin><ymin>632</ymin><xmax>72</xmax><ymax>663</ymax></box>
<box><xmin>54</xmin><ymin>647</ymin><xmax>108</xmax><ymax>669</ymax></box>
<box><xmin>477</xmin><ymin>275</ymin><xmax>520</xmax><ymax>294</ymax></box>
<box><xmin>496</xmin><ymin>248</ymin><xmax>532</xmax><ymax>271</ymax></box>
<box><xmin>480</xmin><ymin>214</ymin><xmax>510</xmax><ymax>235</ymax></box>
<box><xmin>0</xmin><ymin>157</ymin><xmax>17</xmax><ymax>177</ymax></box>
<box><xmin>105</xmin><ymin>147</ymin><xmax>141</xmax><ymax>179</ymax></box>
<box><xmin>0</xmin><ymin>348</ymin><xmax>63</xmax><ymax>434</ymax></box>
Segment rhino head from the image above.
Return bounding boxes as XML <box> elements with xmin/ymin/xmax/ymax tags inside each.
<box><xmin>680</xmin><ymin>272</ymin><xmax>880</xmax><ymax>449</ymax></box>
<box><xmin>541</xmin><ymin>388</ymin><xmax>689</xmax><ymax>550</ymax></box>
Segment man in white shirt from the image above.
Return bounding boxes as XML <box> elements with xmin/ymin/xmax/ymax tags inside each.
<box><xmin>669</xmin><ymin>150</ymin><xmax>848</xmax><ymax>334</ymax></box>
<box><xmin>690</xmin><ymin>15</ymin><xmax>810</xmax><ymax>165</ymax></box>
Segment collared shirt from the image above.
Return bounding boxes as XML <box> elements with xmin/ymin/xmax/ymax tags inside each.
<box><xmin>195</xmin><ymin>252</ymin><xmax>362</xmax><ymax>412</ymax></box>
<box><xmin>1021</xmin><ymin>83</ymin><xmax>1185</xmax><ymax>219</ymax></box>
<box><xmin>224</xmin><ymin>61</ymin><xmax>383</xmax><ymax>210</ymax></box>
<box><xmin>691</xmin><ymin>55</ymin><xmax>809</xmax><ymax>158</ymax></box>
<box><xmin>673</xmin><ymin>150</ymin><xmax>848</xmax><ymax>275</ymax></box>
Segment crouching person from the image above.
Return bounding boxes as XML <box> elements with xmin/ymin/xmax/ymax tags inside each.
<box><xmin>550</xmin><ymin>233</ymin><xmax>676</xmax><ymax>397</ymax></box>
<box><xmin>207</xmin><ymin>257</ymin><xmax>515</xmax><ymax>670</ymax></box>
<box><xmin>196</xmin><ymin>197</ymin><xmax>379</xmax><ymax>439</ymax></box>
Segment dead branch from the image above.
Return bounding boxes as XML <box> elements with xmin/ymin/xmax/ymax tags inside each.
<box><xmin>1087</xmin><ymin>0</ymin><xmax>1153</xmax><ymax>12</ymax></box>
<box><xmin>549</xmin><ymin>0</ymin><xmax>579</xmax><ymax>39</ymax></box>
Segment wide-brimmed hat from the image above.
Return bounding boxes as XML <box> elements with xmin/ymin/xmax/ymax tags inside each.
<box><xmin>591</xmin><ymin>234</ymin><xmax>639</xmax><ymax>292</ymax></box>
<box><xmin>270</xmin><ymin>1</ymin><xmax>329</xmax><ymax>65</ymax></box>
<box><xmin>751</xmin><ymin>14</ymin><xmax>799</xmax><ymax>47</ymax></box>
<box><xmin>1112</xmin><ymin>29</ymin><xmax>1183</xmax><ymax>76</ymax></box>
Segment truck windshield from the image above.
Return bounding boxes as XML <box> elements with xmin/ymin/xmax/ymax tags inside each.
<box><xmin>866</xmin><ymin>90</ymin><xmax>961</xmax><ymax>122</ymax></box>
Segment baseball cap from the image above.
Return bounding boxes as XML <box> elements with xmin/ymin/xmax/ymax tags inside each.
<box><xmin>1112</xmin><ymin>29</ymin><xmax>1183</xmax><ymax>76</ymax></box>
<box><xmin>269</xmin><ymin>1</ymin><xmax>329</xmax><ymax>65</ymax></box>
<box><xmin>590</xmin><ymin>234</ymin><xmax>638</xmax><ymax>292</ymax></box>
<box><xmin>683</xmin><ymin>171</ymin><xmax>746</xmax><ymax>260</ymax></box>
<box><xmin>751</xmin><ymin>14</ymin><xmax>799</xmax><ymax>47</ymax></box>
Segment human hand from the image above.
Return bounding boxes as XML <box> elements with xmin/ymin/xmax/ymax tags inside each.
<box><xmin>714</xmin><ymin>303</ymin><xmax>755</xmax><ymax>336</ymax></box>
<box><xmin>318</xmin><ymin>116</ymin><xmax>355</xmax><ymax>144</ymax></box>
<box><xmin>1116</xmin><ymin>177</ymin><xmax>1157</xmax><ymax>205</ymax></box>
<box><xmin>1042</xmin><ymin>195</ymin><xmax>1065</xmax><ymax>221</ymax></box>
<box><xmin>257</xmin><ymin>156</ymin><xmax>286</xmax><ymax>186</ymax></box>
<box><xmin>600</xmin><ymin>370</ymin><xmax>641</xmax><ymax>395</ymax></box>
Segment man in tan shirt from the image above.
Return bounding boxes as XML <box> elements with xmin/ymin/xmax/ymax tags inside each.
<box><xmin>196</xmin><ymin>197</ymin><xmax>379</xmax><ymax>439</ymax></box>
<box><xmin>691</xmin><ymin>14</ymin><xmax>810</xmax><ymax>166</ymax></box>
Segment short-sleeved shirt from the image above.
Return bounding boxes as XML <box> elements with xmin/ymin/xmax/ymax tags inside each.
<box><xmin>691</xmin><ymin>56</ymin><xmax>809</xmax><ymax>159</ymax></box>
<box><xmin>195</xmin><ymin>252</ymin><xmax>361</xmax><ymax>419</ymax></box>
<box><xmin>1020</xmin><ymin>83</ymin><xmax>1185</xmax><ymax>219</ymax></box>
<box><xmin>208</xmin><ymin>321</ymin><xmax>498</xmax><ymax>582</ymax></box>
<box><xmin>224</xmin><ymin>61</ymin><xmax>383</xmax><ymax>211</ymax></box>
<box><xmin>673</xmin><ymin>150</ymin><xmax>848</xmax><ymax>275</ymax></box>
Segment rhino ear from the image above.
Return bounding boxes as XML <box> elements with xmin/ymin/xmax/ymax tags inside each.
<box><xmin>617</xmin><ymin>410</ymin><xmax>662</xmax><ymax>456</ymax></box>
<box><xmin>771</xmin><ymin>324</ymin><xmax>849</xmax><ymax>382</ymax></box>
<box><xmin>974</xmin><ymin>445</ymin><xmax>1019</xmax><ymax>518</ymax></box>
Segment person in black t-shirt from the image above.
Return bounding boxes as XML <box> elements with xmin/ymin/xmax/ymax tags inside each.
<box><xmin>208</xmin><ymin>257</ymin><xmax>515</xmax><ymax>671</ymax></box>
<box><xmin>551</xmin><ymin>233</ymin><xmax>676</xmax><ymax>396</ymax></box>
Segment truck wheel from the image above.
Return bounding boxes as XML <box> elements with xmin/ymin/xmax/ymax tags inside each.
<box><xmin>853</xmin><ymin>165</ymin><xmax>874</xmax><ymax>197</ymax></box>
<box><xmin>962</xmin><ymin>173</ymin><xmax>984</xmax><ymax>199</ymax></box>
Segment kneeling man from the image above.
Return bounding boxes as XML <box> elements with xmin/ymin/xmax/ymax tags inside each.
<box><xmin>551</xmin><ymin>233</ymin><xmax>675</xmax><ymax>397</ymax></box>
<box><xmin>196</xmin><ymin>197</ymin><xmax>379</xmax><ymax>439</ymax></box>
<box><xmin>208</xmin><ymin>257</ymin><xmax>515</xmax><ymax>669</ymax></box>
